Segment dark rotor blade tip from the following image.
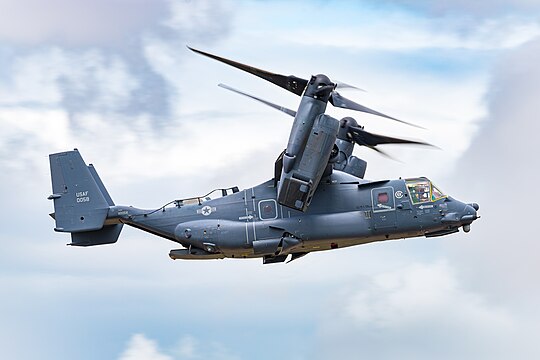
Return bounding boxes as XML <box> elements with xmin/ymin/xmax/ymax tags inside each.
<box><xmin>187</xmin><ymin>45</ymin><xmax>202</xmax><ymax>53</ymax></box>
<box><xmin>188</xmin><ymin>46</ymin><xmax>308</xmax><ymax>96</ymax></box>
<box><xmin>187</xmin><ymin>45</ymin><xmax>202</xmax><ymax>54</ymax></box>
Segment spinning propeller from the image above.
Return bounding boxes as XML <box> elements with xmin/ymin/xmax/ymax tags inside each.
<box><xmin>188</xmin><ymin>46</ymin><xmax>421</xmax><ymax>128</ymax></box>
<box><xmin>217</xmin><ymin>83</ymin><xmax>432</xmax><ymax>157</ymax></box>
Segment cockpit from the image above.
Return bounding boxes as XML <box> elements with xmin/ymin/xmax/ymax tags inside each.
<box><xmin>405</xmin><ymin>178</ymin><xmax>446</xmax><ymax>205</ymax></box>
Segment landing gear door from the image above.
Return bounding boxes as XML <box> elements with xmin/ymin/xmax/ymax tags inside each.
<box><xmin>371</xmin><ymin>186</ymin><xmax>396</xmax><ymax>230</ymax></box>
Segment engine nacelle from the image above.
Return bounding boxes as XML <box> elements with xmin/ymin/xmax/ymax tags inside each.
<box><xmin>331</xmin><ymin>136</ymin><xmax>367</xmax><ymax>179</ymax></box>
<box><xmin>342</xmin><ymin>156</ymin><xmax>367</xmax><ymax>178</ymax></box>
<box><xmin>277</xmin><ymin>113</ymin><xmax>339</xmax><ymax>211</ymax></box>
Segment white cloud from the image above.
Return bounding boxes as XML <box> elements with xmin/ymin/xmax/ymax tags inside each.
<box><xmin>230</xmin><ymin>1</ymin><xmax>540</xmax><ymax>53</ymax></box>
<box><xmin>315</xmin><ymin>261</ymin><xmax>518</xmax><ymax>359</ymax></box>
<box><xmin>282</xmin><ymin>14</ymin><xmax>540</xmax><ymax>51</ymax></box>
<box><xmin>164</xmin><ymin>0</ymin><xmax>233</xmax><ymax>40</ymax></box>
<box><xmin>119</xmin><ymin>334</ymin><xmax>172</xmax><ymax>360</ymax></box>
<box><xmin>0</xmin><ymin>108</ymin><xmax>70</xmax><ymax>171</ymax></box>
<box><xmin>382</xmin><ymin>0</ymin><xmax>540</xmax><ymax>17</ymax></box>
<box><xmin>118</xmin><ymin>334</ymin><xmax>240</xmax><ymax>360</ymax></box>
<box><xmin>345</xmin><ymin>261</ymin><xmax>513</xmax><ymax>329</ymax></box>
<box><xmin>51</xmin><ymin>110</ymin><xmax>283</xmax><ymax>182</ymax></box>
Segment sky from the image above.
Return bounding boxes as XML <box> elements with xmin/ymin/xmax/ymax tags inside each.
<box><xmin>1</xmin><ymin>0</ymin><xmax>539</xmax><ymax>359</ymax></box>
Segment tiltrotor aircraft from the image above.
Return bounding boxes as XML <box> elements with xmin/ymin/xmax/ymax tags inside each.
<box><xmin>48</xmin><ymin>47</ymin><xmax>480</xmax><ymax>264</ymax></box>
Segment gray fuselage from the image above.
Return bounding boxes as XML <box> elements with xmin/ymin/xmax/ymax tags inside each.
<box><xmin>108</xmin><ymin>171</ymin><xmax>477</xmax><ymax>261</ymax></box>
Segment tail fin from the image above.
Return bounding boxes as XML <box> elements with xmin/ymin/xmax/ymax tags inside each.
<box><xmin>48</xmin><ymin>149</ymin><xmax>123</xmax><ymax>246</ymax></box>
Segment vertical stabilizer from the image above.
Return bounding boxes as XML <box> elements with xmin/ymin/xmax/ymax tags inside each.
<box><xmin>49</xmin><ymin>150</ymin><xmax>122</xmax><ymax>245</ymax></box>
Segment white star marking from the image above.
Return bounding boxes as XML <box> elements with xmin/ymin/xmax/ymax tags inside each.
<box><xmin>201</xmin><ymin>205</ymin><xmax>212</xmax><ymax>216</ymax></box>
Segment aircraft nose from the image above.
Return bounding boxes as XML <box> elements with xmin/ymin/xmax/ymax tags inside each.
<box><xmin>461</xmin><ymin>203</ymin><xmax>479</xmax><ymax>233</ymax></box>
<box><xmin>441</xmin><ymin>200</ymin><xmax>480</xmax><ymax>233</ymax></box>
<box><xmin>460</xmin><ymin>204</ymin><xmax>478</xmax><ymax>222</ymax></box>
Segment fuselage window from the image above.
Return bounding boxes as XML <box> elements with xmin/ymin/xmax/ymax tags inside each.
<box><xmin>258</xmin><ymin>199</ymin><xmax>278</xmax><ymax>220</ymax></box>
<box><xmin>372</xmin><ymin>187</ymin><xmax>395</xmax><ymax>212</ymax></box>
<box><xmin>378</xmin><ymin>192</ymin><xmax>389</xmax><ymax>204</ymax></box>
<box><xmin>263</xmin><ymin>205</ymin><xmax>273</xmax><ymax>215</ymax></box>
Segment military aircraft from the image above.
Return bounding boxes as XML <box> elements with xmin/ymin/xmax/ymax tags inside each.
<box><xmin>48</xmin><ymin>47</ymin><xmax>480</xmax><ymax>264</ymax></box>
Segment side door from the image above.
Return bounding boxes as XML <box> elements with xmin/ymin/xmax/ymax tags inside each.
<box><xmin>371</xmin><ymin>186</ymin><xmax>396</xmax><ymax>230</ymax></box>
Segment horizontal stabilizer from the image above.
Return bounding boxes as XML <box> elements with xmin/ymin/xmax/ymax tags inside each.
<box><xmin>70</xmin><ymin>224</ymin><xmax>123</xmax><ymax>246</ymax></box>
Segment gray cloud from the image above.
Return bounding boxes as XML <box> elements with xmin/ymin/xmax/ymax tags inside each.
<box><xmin>0</xmin><ymin>0</ymin><xmax>168</xmax><ymax>46</ymax></box>
<box><xmin>0</xmin><ymin>0</ymin><xmax>233</xmax><ymax>123</ymax></box>
<box><xmin>54</xmin><ymin>48</ymin><xmax>171</xmax><ymax>119</ymax></box>
<box><xmin>447</xmin><ymin>38</ymin><xmax>540</xmax><ymax>307</ymax></box>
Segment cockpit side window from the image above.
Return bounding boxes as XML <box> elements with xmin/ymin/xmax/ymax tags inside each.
<box><xmin>431</xmin><ymin>184</ymin><xmax>446</xmax><ymax>201</ymax></box>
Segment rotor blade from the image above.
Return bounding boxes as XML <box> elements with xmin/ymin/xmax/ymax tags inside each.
<box><xmin>349</xmin><ymin>126</ymin><xmax>433</xmax><ymax>148</ymax></box>
<box><xmin>365</xmin><ymin>145</ymin><xmax>396</xmax><ymax>160</ymax></box>
<box><xmin>188</xmin><ymin>46</ymin><xmax>308</xmax><ymax>96</ymax></box>
<box><xmin>329</xmin><ymin>92</ymin><xmax>424</xmax><ymax>129</ymax></box>
<box><xmin>218</xmin><ymin>83</ymin><xmax>296</xmax><ymax>117</ymax></box>
<box><xmin>334</xmin><ymin>81</ymin><xmax>366</xmax><ymax>92</ymax></box>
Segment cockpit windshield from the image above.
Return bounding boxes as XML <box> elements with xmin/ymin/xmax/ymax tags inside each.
<box><xmin>405</xmin><ymin>178</ymin><xmax>446</xmax><ymax>204</ymax></box>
